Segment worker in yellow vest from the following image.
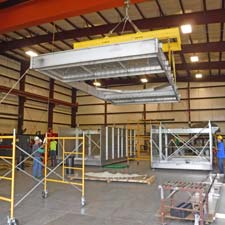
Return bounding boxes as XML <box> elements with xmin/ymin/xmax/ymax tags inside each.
<box><xmin>49</xmin><ymin>139</ymin><xmax>57</xmax><ymax>167</ymax></box>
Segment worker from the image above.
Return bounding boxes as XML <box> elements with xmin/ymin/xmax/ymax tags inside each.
<box><xmin>216</xmin><ymin>135</ymin><xmax>225</xmax><ymax>175</ymax></box>
<box><xmin>175</xmin><ymin>137</ymin><xmax>180</xmax><ymax>146</ymax></box>
<box><xmin>49</xmin><ymin>139</ymin><xmax>57</xmax><ymax>167</ymax></box>
<box><xmin>32</xmin><ymin>136</ymin><xmax>43</xmax><ymax>178</ymax></box>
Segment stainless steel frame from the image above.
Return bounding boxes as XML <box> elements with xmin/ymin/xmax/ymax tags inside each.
<box><xmin>30</xmin><ymin>39</ymin><xmax>168</xmax><ymax>81</ymax></box>
<box><xmin>58</xmin><ymin>126</ymin><xmax>136</xmax><ymax>166</ymax></box>
<box><xmin>151</xmin><ymin>121</ymin><xmax>219</xmax><ymax>170</ymax></box>
<box><xmin>30</xmin><ymin>38</ymin><xmax>180</xmax><ymax>104</ymax></box>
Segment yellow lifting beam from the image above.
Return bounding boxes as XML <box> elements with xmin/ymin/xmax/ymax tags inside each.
<box><xmin>73</xmin><ymin>27</ymin><xmax>181</xmax><ymax>52</ymax></box>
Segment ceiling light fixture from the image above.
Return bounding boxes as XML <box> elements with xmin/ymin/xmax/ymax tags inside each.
<box><xmin>190</xmin><ymin>56</ymin><xmax>199</xmax><ymax>62</ymax></box>
<box><xmin>25</xmin><ymin>50</ymin><xmax>38</xmax><ymax>57</ymax></box>
<box><xmin>93</xmin><ymin>80</ymin><xmax>101</xmax><ymax>87</ymax></box>
<box><xmin>140</xmin><ymin>78</ymin><xmax>148</xmax><ymax>83</ymax></box>
<box><xmin>195</xmin><ymin>73</ymin><xmax>202</xmax><ymax>79</ymax></box>
<box><xmin>181</xmin><ymin>24</ymin><xmax>192</xmax><ymax>34</ymax></box>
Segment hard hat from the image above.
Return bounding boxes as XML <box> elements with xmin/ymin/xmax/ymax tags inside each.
<box><xmin>34</xmin><ymin>136</ymin><xmax>40</xmax><ymax>141</ymax></box>
<box><xmin>217</xmin><ymin>135</ymin><xmax>223</xmax><ymax>140</ymax></box>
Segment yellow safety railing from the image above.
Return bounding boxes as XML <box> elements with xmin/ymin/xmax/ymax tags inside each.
<box><xmin>0</xmin><ymin>130</ymin><xmax>16</xmax><ymax>222</ymax></box>
<box><xmin>136</xmin><ymin>121</ymin><xmax>151</xmax><ymax>163</ymax></box>
<box><xmin>43</xmin><ymin>135</ymin><xmax>85</xmax><ymax>205</ymax></box>
<box><xmin>127</xmin><ymin>121</ymin><xmax>151</xmax><ymax>164</ymax></box>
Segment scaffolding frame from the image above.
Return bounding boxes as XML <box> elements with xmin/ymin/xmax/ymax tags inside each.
<box><xmin>0</xmin><ymin>131</ymin><xmax>86</xmax><ymax>224</ymax></box>
<box><xmin>151</xmin><ymin>121</ymin><xmax>219</xmax><ymax>170</ymax></box>
<box><xmin>0</xmin><ymin>129</ymin><xmax>17</xmax><ymax>225</ymax></box>
<box><xmin>136</xmin><ymin>121</ymin><xmax>151</xmax><ymax>162</ymax></box>
<box><xmin>43</xmin><ymin>135</ymin><xmax>86</xmax><ymax>206</ymax></box>
<box><xmin>127</xmin><ymin>121</ymin><xmax>150</xmax><ymax>164</ymax></box>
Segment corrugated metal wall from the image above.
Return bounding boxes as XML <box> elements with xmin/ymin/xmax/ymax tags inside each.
<box><xmin>76</xmin><ymin>82</ymin><xmax>225</xmax><ymax>133</ymax></box>
<box><xmin>0</xmin><ymin>56</ymin><xmax>72</xmax><ymax>133</ymax></box>
<box><xmin>1</xmin><ymin>55</ymin><xmax>225</xmax><ymax>134</ymax></box>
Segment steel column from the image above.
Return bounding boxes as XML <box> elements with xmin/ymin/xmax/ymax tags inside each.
<box><xmin>117</xmin><ymin>128</ymin><xmax>120</xmax><ymax>158</ymax></box>
<box><xmin>209</xmin><ymin>121</ymin><xmax>213</xmax><ymax>166</ymax></box>
<box><xmin>112</xmin><ymin>127</ymin><xmax>115</xmax><ymax>159</ymax></box>
<box><xmin>47</xmin><ymin>78</ymin><xmax>55</xmax><ymax>130</ymax></box>
<box><xmin>71</xmin><ymin>88</ymin><xmax>77</xmax><ymax>128</ymax></box>
<box><xmin>104</xmin><ymin>101</ymin><xmax>107</xmax><ymax>126</ymax></box>
<box><xmin>105</xmin><ymin>127</ymin><xmax>108</xmax><ymax>160</ymax></box>
<box><xmin>17</xmin><ymin>63</ymin><xmax>29</xmax><ymax>134</ymax></box>
<box><xmin>159</xmin><ymin>124</ymin><xmax>162</xmax><ymax>161</ymax></box>
<box><xmin>187</xmin><ymin>81</ymin><xmax>191</xmax><ymax>127</ymax></box>
<box><xmin>165</xmin><ymin>133</ymin><xmax>168</xmax><ymax>160</ymax></box>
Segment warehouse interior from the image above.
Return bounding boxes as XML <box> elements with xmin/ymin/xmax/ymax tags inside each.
<box><xmin>0</xmin><ymin>0</ymin><xmax>225</xmax><ymax>225</ymax></box>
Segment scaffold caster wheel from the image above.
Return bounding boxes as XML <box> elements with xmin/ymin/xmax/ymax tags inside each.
<box><xmin>194</xmin><ymin>213</ymin><xmax>200</xmax><ymax>225</ymax></box>
<box><xmin>7</xmin><ymin>217</ymin><xmax>19</xmax><ymax>225</ymax></box>
<box><xmin>42</xmin><ymin>190</ymin><xmax>48</xmax><ymax>199</ymax></box>
<box><xmin>81</xmin><ymin>197</ymin><xmax>86</xmax><ymax>207</ymax></box>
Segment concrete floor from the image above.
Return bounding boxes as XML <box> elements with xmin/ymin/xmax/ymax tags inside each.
<box><xmin>0</xmin><ymin>161</ymin><xmax>224</xmax><ymax>225</ymax></box>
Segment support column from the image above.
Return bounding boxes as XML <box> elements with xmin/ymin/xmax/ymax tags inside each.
<box><xmin>143</xmin><ymin>84</ymin><xmax>147</xmax><ymax>150</ymax></box>
<box><xmin>143</xmin><ymin>103</ymin><xmax>148</xmax><ymax>150</ymax></box>
<box><xmin>47</xmin><ymin>78</ymin><xmax>55</xmax><ymax>130</ymax></box>
<box><xmin>143</xmin><ymin>104</ymin><xmax>147</xmax><ymax>134</ymax></box>
<box><xmin>104</xmin><ymin>101</ymin><xmax>107</xmax><ymax>126</ymax></box>
<box><xmin>71</xmin><ymin>88</ymin><xmax>77</xmax><ymax>128</ymax></box>
<box><xmin>187</xmin><ymin>81</ymin><xmax>191</xmax><ymax>127</ymax></box>
<box><xmin>17</xmin><ymin>63</ymin><xmax>29</xmax><ymax>134</ymax></box>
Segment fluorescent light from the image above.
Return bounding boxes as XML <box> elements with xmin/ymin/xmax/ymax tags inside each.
<box><xmin>93</xmin><ymin>80</ymin><xmax>101</xmax><ymax>87</ymax></box>
<box><xmin>141</xmin><ymin>78</ymin><xmax>148</xmax><ymax>83</ymax></box>
<box><xmin>190</xmin><ymin>56</ymin><xmax>199</xmax><ymax>62</ymax></box>
<box><xmin>25</xmin><ymin>50</ymin><xmax>38</xmax><ymax>57</ymax></box>
<box><xmin>181</xmin><ymin>24</ymin><xmax>192</xmax><ymax>34</ymax></box>
<box><xmin>195</xmin><ymin>73</ymin><xmax>202</xmax><ymax>79</ymax></box>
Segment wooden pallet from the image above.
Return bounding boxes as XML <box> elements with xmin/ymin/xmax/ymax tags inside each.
<box><xmin>68</xmin><ymin>174</ymin><xmax>156</xmax><ymax>185</ymax></box>
<box><xmin>0</xmin><ymin>163</ymin><xmax>11</xmax><ymax>170</ymax></box>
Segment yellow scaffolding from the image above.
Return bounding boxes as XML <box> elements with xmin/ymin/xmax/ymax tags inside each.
<box><xmin>0</xmin><ymin>132</ymin><xmax>86</xmax><ymax>224</ymax></box>
<box><xmin>127</xmin><ymin>121</ymin><xmax>151</xmax><ymax>164</ymax></box>
<box><xmin>43</xmin><ymin>135</ymin><xmax>86</xmax><ymax>206</ymax></box>
<box><xmin>0</xmin><ymin>130</ymin><xmax>18</xmax><ymax>225</ymax></box>
<box><xmin>136</xmin><ymin>121</ymin><xmax>151</xmax><ymax>163</ymax></box>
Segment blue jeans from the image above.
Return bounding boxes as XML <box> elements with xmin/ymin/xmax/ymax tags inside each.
<box><xmin>218</xmin><ymin>158</ymin><xmax>224</xmax><ymax>174</ymax></box>
<box><xmin>50</xmin><ymin>151</ymin><xmax>56</xmax><ymax>167</ymax></box>
<box><xmin>33</xmin><ymin>157</ymin><xmax>42</xmax><ymax>178</ymax></box>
